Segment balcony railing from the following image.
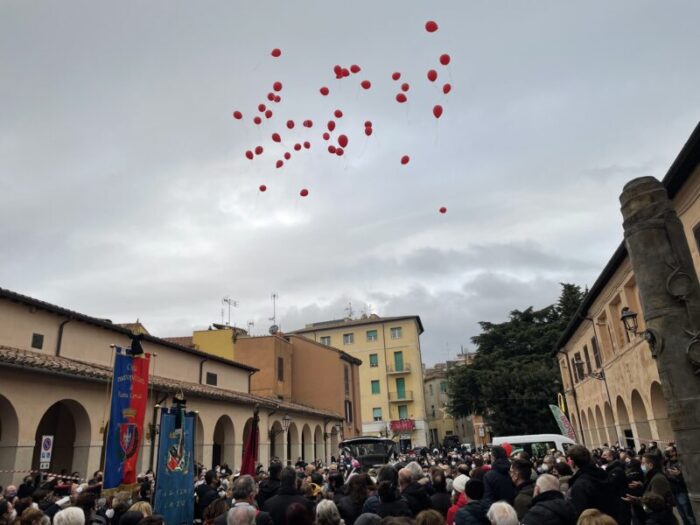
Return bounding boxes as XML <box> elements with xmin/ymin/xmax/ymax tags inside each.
<box><xmin>388</xmin><ymin>390</ymin><xmax>414</xmax><ymax>402</ymax></box>
<box><xmin>386</xmin><ymin>364</ymin><xmax>411</xmax><ymax>374</ymax></box>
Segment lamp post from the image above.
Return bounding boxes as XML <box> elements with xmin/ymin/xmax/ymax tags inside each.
<box><xmin>620</xmin><ymin>176</ymin><xmax>700</xmax><ymax>515</ymax></box>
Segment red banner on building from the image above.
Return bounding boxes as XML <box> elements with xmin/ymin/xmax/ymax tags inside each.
<box><xmin>390</xmin><ymin>419</ymin><xmax>415</xmax><ymax>433</ymax></box>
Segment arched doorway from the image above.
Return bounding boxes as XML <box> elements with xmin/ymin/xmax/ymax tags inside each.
<box><xmin>0</xmin><ymin>395</ymin><xmax>19</xmax><ymax>487</ymax></box>
<box><xmin>194</xmin><ymin>415</ymin><xmax>205</xmax><ymax>467</ymax></box>
<box><xmin>212</xmin><ymin>416</ymin><xmax>235</xmax><ymax>469</ymax></box>
<box><xmin>301</xmin><ymin>425</ymin><xmax>313</xmax><ymax>462</ymax></box>
<box><xmin>33</xmin><ymin>400</ymin><xmax>91</xmax><ymax>477</ymax></box>
<box><xmin>594</xmin><ymin>406</ymin><xmax>606</xmax><ymax>446</ymax></box>
<box><xmin>631</xmin><ymin>390</ymin><xmax>651</xmax><ymax>445</ymax></box>
<box><xmin>580</xmin><ymin>410</ymin><xmax>591</xmax><ymax>447</ymax></box>
<box><xmin>587</xmin><ymin>408</ymin><xmax>597</xmax><ymax>447</ymax></box>
<box><xmin>269</xmin><ymin>421</ymin><xmax>283</xmax><ymax>462</ymax></box>
<box><xmin>330</xmin><ymin>427</ymin><xmax>339</xmax><ymax>460</ymax></box>
<box><xmin>604</xmin><ymin>402</ymin><xmax>618</xmax><ymax>446</ymax></box>
<box><xmin>616</xmin><ymin>396</ymin><xmax>634</xmax><ymax>449</ymax></box>
<box><xmin>650</xmin><ymin>382</ymin><xmax>672</xmax><ymax>443</ymax></box>
<box><xmin>314</xmin><ymin>425</ymin><xmax>323</xmax><ymax>462</ymax></box>
<box><xmin>287</xmin><ymin>423</ymin><xmax>299</xmax><ymax>464</ymax></box>
<box><xmin>570</xmin><ymin>415</ymin><xmax>579</xmax><ymax>442</ymax></box>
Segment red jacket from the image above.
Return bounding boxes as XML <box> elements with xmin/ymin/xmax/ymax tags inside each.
<box><xmin>447</xmin><ymin>492</ymin><xmax>469</xmax><ymax>525</ymax></box>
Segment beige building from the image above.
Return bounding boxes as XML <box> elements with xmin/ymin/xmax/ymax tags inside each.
<box><xmin>0</xmin><ymin>287</ymin><xmax>344</xmax><ymax>487</ymax></box>
<box><xmin>556</xmin><ymin>123</ymin><xmax>700</xmax><ymax>450</ymax></box>
<box><xmin>291</xmin><ymin>315</ymin><xmax>428</xmax><ymax>450</ymax></box>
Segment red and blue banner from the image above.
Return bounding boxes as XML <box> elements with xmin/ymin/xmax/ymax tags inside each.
<box><xmin>104</xmin><ymin>348</ymin><xmax>151</xmax><ymax>492</ymax></box>
<box><xmin>154</xmin><ymin>406</ymin><xmax>195</xmax><ymax>525</ymax></box>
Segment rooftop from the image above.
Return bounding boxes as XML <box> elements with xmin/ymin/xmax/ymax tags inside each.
<box><xmin>291</xmin><ymin>314</ymin><xmax>425</xmax><ymax>335</ymax></box>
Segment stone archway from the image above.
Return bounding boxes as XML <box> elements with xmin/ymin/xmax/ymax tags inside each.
<box><xmin>580</xmin><ymin>410</ymin><xmax>591</xmax><ymax>447</ymax></box>
<box><xmin>594</xmin><ymin>406</ymin><xmax>606</xmax><ymax>446</ymax></box>
<box><xmin>212</xmin><ymin>415</ymin><xmax>235</xmax><ymax>470</ymax></box>
<box><xmin>301</xmin><ymin>424</ymin><xmax>313</xmax><ymax>462</ymax></box>
<box><xmin>269</xmin><ymin>420</ymin><xmax>283</xmax><ymax>462</ymax></box>
<box><xmin>603</xmin><ymin>402</ymin><xmax>618</xmax><ymax>446</ymax></box>
<box><xmin>287</xmin><ymin>422</ymin><xmax>300</xmax><ymax>464</ymax></box>
<box><xmin>194</xmin><ymin>415</ymin><xmax>205</xmax><ymax>467</ymax></box>
<box><xmin>0</xmin><ymin>394</ymin><xmax>19</xmax><ymax>486</ymax></box>
<box><xmin>587</xmin><ymin>408</ymin><xmax>597</xmax><ymax>447</ymax></box>
<box><xmin>32</xmin><ymin>399</ymin><xmax>91</xmax><ymax>477</ymax></box>
<box><xmin>330</xmin><ymin>427</ymin><xmax>339</xmax><ymax>460</ymax></box>
<box><xmin>616</xmin><ymin>396</ymin><xmax>634</xmax><ymax>449</ymax></box>
<box><xmin>631</xmin><ymin>390</ymin><xmax>652</xmax><ymax>445</ymax></box>
<box><xmin>313</xmin><ymin>425</ymin><xmax>323</xmax><ymax>463</ymax></box>
<box><xmin>570</xmin><ymin>415</ymin><xmax>579</xmax><ymax>442</ymax></box>
<box><xmin>650</xmin><ymin>382</ymin><xmax>672</xmax><ymax>443</ymax></box>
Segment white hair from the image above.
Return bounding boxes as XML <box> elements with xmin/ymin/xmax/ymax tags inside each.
<box><xmin>316</xmin><ymin>499</ymin><xmax>345</xmax><ymax>525</ymax></box>
<box><xmin>228</xmin><ymin>505</ymin><xmax>256</xmax><ymax>525</ymax></box>
<box><xmin>535</xmin><ymin>474</ymin><xmax>560</xmax><ymax>494</ymax></box>
<box><xmin>486</xmin><ymin>501</ymin><xmax>518</xmax><ymax>525</ymax></box>
<box><xmin>405</xmin><ymin>461</ymin><xmax>423</xmax><ymax>481</ymax></box>
<box><xmin>54</xmin><ymin>507</ymin><xmax>86</xmax><ymax>525</ymax></box>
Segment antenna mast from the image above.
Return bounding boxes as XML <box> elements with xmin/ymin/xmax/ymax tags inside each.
<box><xmin>222</xmin><ymin>296</ymin><xmax>239</xmax><ymax>326</ymax></box>
<box><xmin>269</xmin><ymin>293</ymin><xmax>279</xmax><ymax>334</ymax></box>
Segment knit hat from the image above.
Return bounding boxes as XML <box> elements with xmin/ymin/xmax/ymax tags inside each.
<box><xmin>452</xmin><ymin>474</ymin><xmax>469</xmax><ymax>494</ymax></box>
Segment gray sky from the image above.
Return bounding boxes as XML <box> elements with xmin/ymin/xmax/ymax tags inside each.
<box><xmin>2</xmin><ymin>1</ymin><xmax>699</xmax><ymax>365</ymax></box>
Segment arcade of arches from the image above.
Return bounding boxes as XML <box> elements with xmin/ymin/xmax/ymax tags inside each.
<box><xmin>0</xmin><ymin>365</ymin><xmax>343</xmax><ymax>487</ymax></box>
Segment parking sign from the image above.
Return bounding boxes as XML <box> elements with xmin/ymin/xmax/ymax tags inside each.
<box><xmin>39</xmin><ymin>435</ymin><xmax>53</xmax><ymax>470</ymax></box>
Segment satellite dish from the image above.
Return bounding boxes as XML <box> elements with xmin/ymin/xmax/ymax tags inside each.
<box><xmin>269</xmin><ymin>325</ymin><xmax>279</xmax><ymax>335</ymax></box>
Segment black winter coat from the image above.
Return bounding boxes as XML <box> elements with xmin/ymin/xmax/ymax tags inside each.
<box><xmin>645</xmin><ymin>509</ymin><xmax>679</xmax><ymax>525</ymax></box>
<box><xmin>430</xmin><ymin>491</ymin><xmax>451</xmax><ymax>517</ymax></box>
<box><xmin>521</xmin><ymin>490</ymin><xmax>576</xmax><ymax>525</ymax></box>
<box><xmin>263</xmin><ymin>486</ymin><xmax>314</xmax><ymax>525</ymax></box>
<box><xmin>337</xmin><ymin>495</ymin><xmax>367</xmax><ymax>525</ymax></box>
<box><xmin>454</xmin><ymin>500</ymin><xmax>489</xmax><ymax>525</ymax></box>
<box><xmin>401</xmin><ymin>481</ymin><xmax>433</xmax><ymax>516</ymax></box>
<box><xmin>376</xmin><ymin>498</ymin><xmax>413</xmax><ymax>518</ymax></box>
<box><xmin>256</xmin><ymin>478</ymin><xmax>281</xmax><ymax>509</ymax></box>
<box><xmin>483</xmin><ymin>459</ymin><xmax>516</xmax><ymax>505</ymax></box>
<box><xmin>568</xmin><ymin>464</ymin><xmax>620</xmax><ymax>521</ymax></box>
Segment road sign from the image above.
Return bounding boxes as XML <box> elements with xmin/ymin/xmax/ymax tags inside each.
<box><xmin>39</xmin><ymin>435</ymin><xmax>53</xmax><ymax>470</ymax></box>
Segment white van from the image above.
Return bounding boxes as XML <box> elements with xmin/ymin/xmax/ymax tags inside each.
<box><xmin>491</xmin><ymin>434</ymin><xmax>576</xmax><ymax>457</ymax></box>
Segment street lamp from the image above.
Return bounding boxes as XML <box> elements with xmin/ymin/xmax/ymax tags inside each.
<box><xmin>620</xmin><ymin>307</ymin><xmax>660</xmax><ymax>355</ymax></box>
<box><xmin>282</xmin><ymin>414</ymin><xmax>292</xmax><ymax>433</ymax></box>
<box><xmin>620</xmin><ymin>307</ymin><xmax>640</xmax><ymax>335</ymax></box>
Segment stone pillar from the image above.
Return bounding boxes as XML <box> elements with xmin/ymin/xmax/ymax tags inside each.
<box><xmin>620</xmin><ymin>176</ymin><xmax>700</xmax><ymax>516</ymax></box>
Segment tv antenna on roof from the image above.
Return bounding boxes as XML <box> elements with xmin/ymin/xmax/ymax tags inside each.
<box><xmin>269</xmin><ymin>293</ymin><xmax>279</xmax><ymax>334</ymax></box>
<box><xmin>345</xmin><ymin>302</ymin><xmax>354</xmax><ymax>319</ymax></box>
<box><xmin>247</xmin><ymin>320</ymin><xmax>255</xmax><ymax>334</ymax></box>
<box><xmin>222</xmin><ymin>296</ymin><xmax>239</xmax><ymax>326</ymax></box>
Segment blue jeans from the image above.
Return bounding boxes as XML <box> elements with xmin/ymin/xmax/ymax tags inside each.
<box><xmin>674</xmin><ymin>491</ymin><xmax>696</xmax><ymax>525</ymax></box>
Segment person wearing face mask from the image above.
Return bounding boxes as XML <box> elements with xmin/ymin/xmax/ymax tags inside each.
<box><xmin>623</xmin><ymin>452</ymin><xmax>676</xmax><ymax>522</ymax></box>
<box><xmin>565</xmin><ymin>445</ymin><xmax>621</xmax><ymax>523</ymax></box>
<box><xmin>600</xmin><ymin>448</ymin><xmax>630</xmax><ymax>525</ymax></box>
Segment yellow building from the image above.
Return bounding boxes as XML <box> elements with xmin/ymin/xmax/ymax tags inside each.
<box><xmin>556</xmin><ymin>122</ymin><xmax>700</xmax><ymax>450</ymax></box>
<box><xmin>291</xmin><ymin>315</ymin><xmax>428</xmax><ymax>450</ymax></box>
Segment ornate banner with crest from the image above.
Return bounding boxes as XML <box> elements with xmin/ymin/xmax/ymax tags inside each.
<box><xmin>103</xmin><ymin>348</ymin><xmax>151</xmax><ymax>493</ymax></box>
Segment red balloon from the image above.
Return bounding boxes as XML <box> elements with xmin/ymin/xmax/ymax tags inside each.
<box><xmin>265</xmin><ymin>110</ymin><xmax>273</xmax><ymax>119</ymax></box>
<box><xmin>439</xmin><ymin>206</ymin><xmax>447</xmax><ymax>214</ymax></box>
<box><xmin>271</xmin><ymin>48</ymin><xmax>281</xmax><ymax>58</ymax></box>
<box><xmin>245</xmin><ymin>150</ymin><xmax>254</xmax><ymax>160</ymax></box>
<box><xmin>274</xmin><ymin>95</ymin><xmax>281</xmax><ymax>103</ymax></box>
<box><xmin>336</xmin><ymin>147</ymin><xmax>344</xmax><ymax>156</ymax></box>
<box><xmin>440</xmin><ymin>54</ymin><xmax>451</xmax><ymax>66</ymax></box>
<box><xmin>294</xmin><ymin>143</ymin><xmax>302</xmax><ymax>151</ymax></box>
<box><xmin>303</xmin><ymin>120</ymin><xmax>313</xmax><ymax>128</ymax></box>
<box><xmin>443</xmin><ymin>83</ymin><xmax>452</xmax><ymax>94</ymax></box>
<box><xmin>286</xmin><ymin>120</ymin><xmax>295</xmax><ymax>129</ymax></box>
<box><xmin>364</xmin><ymin>127</ymin><xmax>373</xmax><ymax>136</ymax></box>
<box><xmin>276</xmin><ymin>160</ymin><xmax>284</xmax><ymax>168</ymax></box>
<box><xmin>233</xmin><ymin>110</ymin><xmax>243</xmax><ymax>119</ymax></box>
<box><xmin>327</xmin><ymin>120</ymin><xmax>336</xmax><ymax>132</ymax></box>
<box><xmin>303</xmin><ymin>141</ymin><xmax>311</xmax><ymax>149</ymax></box>
<box><xmin>364</xmin><ymin>120</ymin><xmax>372</xmax><ymax>127</ymax></box>
<box><xmin>258</xmin><ymin>103</ymin><xmax>266</xmax><ymax>112</ymax></box>
<box><xmin>342</xmin><ymin>68</ymin><xmax>350</xmax><ymax>77</ymax></box>
<box><xmin>334</xmin><ymin>109</ymin><xmax>343</xmax><ymax>118</ymax></box>
<box><xmin>392</xmin><ymin>72</ymin><xmax>401</xmax><ymax>81</ymax></box>
<box><xmin>272</xmin><ymin>133</ymin><xmax>281</xmax><ymax>143</ymax></box>
<box><xmin>259</xmin><ymin>184</ymin><xmax>267</xmax><ymax>192</ymax></box>
<box><xmin>267</xmin><ymin>92</ymin><xmax>275</xmax><ymax>101</ymax></box>
<box><xmin>425</xmin><ymin>20</ymin><xmax>438</xmax><ymax>33</ymax></box>
<box><xmin>320</xmin><ymin>86</ymin><xmax>330</xmax><ymax>96</ymax></box>
<box><xmin>433</xmin><ymin>104</ymin><xmax>443</xmax><ymax>118</ymax></box>
<box><xmin>396</xmin><ymin>93</ymin><xmax>407</xmax><ymax>103</ymax></box>
<box><xmin>401</xmin><ymin>155</ymin><xmax>410</xmax><ymax>165</ymax></box>
<box><xmin>360</xmin><ymin>80</ymin><xmax>371</xmax><ymax>90</ymax></box>
<box><xmin>427</xmin><ymin>69</ymin><xmax>438</xmax><ymax>82</ymax></box>
<box><xmin>273</xmin><ymin>81</ymin><xmax>283</xmax><ymax>92</ymax></box>
<box><xmin>322</xmin><ymin>132</ymin><xmax>330</xmax><ymax>140</ymax></box>
<box><xmin>401</xmin><ymin>83</ymin><xmax>410</xmax><ymax>92</ymax></box>
<box><xmin>255</xmin><ymin>145</ymin><xmax>263</xmax><ymax>155</ymax></box>
<box><xmin>300</xmin><ymin>189</ymin><xmax>309</xmax><ymax>197</ymax></box>
<box><xmin>333</xmin><ymin>65</ymin><xmax>342</xmax><ymax>75</ymax></box>
<box><xmin>350</xmin><ymin>64</ymin><xmax>361</xmax><ymax>74</ymax></box>
<box><xmin>338</xmin><ymin>134</ymin><xmax>348</xmax><ymax>148</ymax></box>
<box><xmin>328</xmin><ymin>145</ymin><xmax>336</xmax><ymax>154</ymax></box>
<box><xmin>253</xmin><ymin>116</ymin><xmax>262</xmax><ymax>125</ymax></box>
<box><xmin>284</xmin><ymin>152</ymin><xmax>291</xmax><ymax>160</ymax></box>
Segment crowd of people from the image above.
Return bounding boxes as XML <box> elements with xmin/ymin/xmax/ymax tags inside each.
<box><xmin>0</xmin><ymin>441</ymin><xmax>695</xmax><ymax>525</ymax></box>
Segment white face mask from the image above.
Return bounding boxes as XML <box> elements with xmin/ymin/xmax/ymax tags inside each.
<box><xmin>105</xmin><ymin>509</ymin><xmax>115</xmax><ymax>519</ymax></box>
<box><xmin>541</xmin><ymin>464</ymin><xmax>549</xmax><ymax>472</ymax></box>
<box><xmin>9</xmin><ymin>510</ymin><xmax>17</xmax><ymax>522</ymax></box>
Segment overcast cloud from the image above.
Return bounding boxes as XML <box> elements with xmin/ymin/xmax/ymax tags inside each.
<box><xmin>1</xmin><ymin>1</ymin><xmax>699</xmax><ymax>364</ymax></box>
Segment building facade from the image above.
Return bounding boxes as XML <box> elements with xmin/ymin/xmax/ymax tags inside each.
<box><xmin>0</xmin><ymin>288</ymin><xmax>344</xmax><ymax>487</ymax></box>
<box><xmin>556</xmin><ymin>123</ymin><xmax>700</xmax><ymax>450</ymax></box>
<box><xmin>292</xmin><ymin>315</ymin><xmax>428</xmax><ymax>450</ymax></box>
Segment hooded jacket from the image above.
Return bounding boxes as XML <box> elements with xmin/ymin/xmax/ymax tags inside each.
<box><xmin>568</xmin><ymin>464</ymin><xmax>619</xmax><ymax>520</ymax></box>
<box><xmin>482</xmin><ymin>458</ymin><xmax>516</xmax><ymax>506</ymax></box>
<box><xmin>256</xmin><ymin>477</ymin><xmax>281</xmax><ymax>509</ymax></box>
<box><xmin>521</xmin><ymin>490</ymin><xmax>576</xmax><ymax>525</ymax></box>
<box><xmin>454</xmin><ymin>500</ymin><xmax>489</xmax><ymax>525</ymax></box>
<box><xmin>401</xmin><ymin>481</ymin><xmax>433</xmax><ymax>516</ymax></box>
<box><xmin>446</xmin><ymin>492</ymin><xmax>468</xmax><ymax>525</ymax></box>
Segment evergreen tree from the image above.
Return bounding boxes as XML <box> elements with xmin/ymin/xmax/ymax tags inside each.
<box><xmin>447</xmin><ymin>283</ymin><xmax>585</xmax><ymax>435</ymax></box>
